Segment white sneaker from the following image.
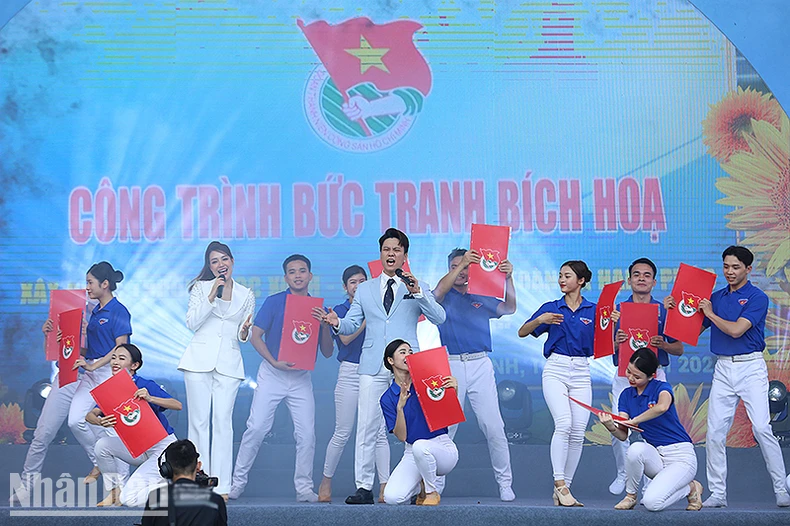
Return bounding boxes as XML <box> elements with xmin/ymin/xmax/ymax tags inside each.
<box><xmin>297</xmin><ymin>490</ymin><xmax>319</xmax><ymax>503</ymax></box>
<box><xmin>702</xmin><ymin>495</ymin><xmax>728</xmax><ymax>508</ymax></box>
<box><xmin>228</xmin><ymin>486</ymin><xmax>242</xmax><ymax>500</ymax></box>
<box><xmin>608</xmin><ymin>473</ymin><xmax>627</xmax><ymax>495</ymax></box>
<box><xmin>499</xmin><ymin>486</ymin><xmax>516</xmax><ymax>502</ymax></box>
<box><xmin>776</xmin><ymin>492</ymin><xmax>790</xmax><ymax>507</ymax></box>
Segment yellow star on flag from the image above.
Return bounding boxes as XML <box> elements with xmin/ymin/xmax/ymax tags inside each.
<box><xmin>300</xmin><ymin>324</ymin><xmax>306</xmax><ymax>331</ymax></box>
<box><xmin>636</xmin><ymin>332</ymin><xmax>643</xmax><ymax>339</ymax></box>
<box><xmin>345</xmin><ymin>36</ymin><xmax>390</xmax><ymax>74</ymax></box>
<box><xmin>123</xmin><ymin>405</ymin><xmax>132</xmax><ymax>412</ymax></box>
<box><xmin>486</xmin><ymin>252</ymin><xmax>494</xmax><ymax>259</ymax></box>
<box><xmin>688</xmin><ymin>297</ymin><xmax>695</xmax><ymax>305</ymax></box>
<box><xmin>431</xmin><ymin>380</ymin><xmax>439</xmax><ymax>387</ymax></box>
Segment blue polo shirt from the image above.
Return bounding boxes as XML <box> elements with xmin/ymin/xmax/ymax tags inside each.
<box><xmin>612</xmin><ymin>296</ymin><xmax>676</xmax><ymax>367</ymax></box>
<box><xmin>436</xmin><ymin>288</ymin><xmax>503</xmax><ymax>355</ymax></box>
<box><xmin>702</xmin><ymin>281</ymin><xmax>768</xmax><ymax>356</ymax></box>
<box><xmin>527</xmin><ymin>297</ymin><xmax>596</xmax><ymax>358</ymax></box>
<box><xmin>380</xmin><ymin>381</ymin><xmax>447</xmax><ymax>445</ymax></box>
<box><xmin>85</xmin><ymin>298</ymin><xmax>132</xmax><ymax>360</ymax></box>
<box><xmin>618</xmin><ymin>379</ymin><xmax>691</xmax><ymax>447</ymax></box>
<box><xmin>131</xmin><ymin>374</ymin><xmax>175</xmax><ymax>435</ymax></box>
<box><xmin>333</xmin><ymin>299</ymin><xmax>363</xmax><ymax>364</ymax></box>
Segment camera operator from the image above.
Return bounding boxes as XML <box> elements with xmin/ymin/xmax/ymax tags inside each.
<box><xmin>142</xmin><ymin>440</ymin><xmax>227</xmax><ymax>526</ymax></box>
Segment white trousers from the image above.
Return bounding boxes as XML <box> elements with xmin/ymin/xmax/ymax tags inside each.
<box><xmin>448</xmin><ymin>356</ymin><xmax>512</xmax><ymax>488</ymax></box>
<box><xmin>322</xmin><ymin>361</ymin><xmax>389</xmax><ymax>482</ymax></box>
<box><xmin>95</xmin><ymin>433</ymin><xmax>176</xmax><ymax>506</ymax></box>
<box><xmin>355</xmin><ymin>365</ymin><xmax>393</xmax><ymax>490</ymax></box>
<box><xmin>542</xmin><ymin>353</ymin><xmax>591</xmax><ymax>486</ymax></box>
<box><xmin>611</xmin><ymin>368</ymin><xmax>667</xmax><ymax>477</ymax></box>
<box><xmin>625</xmin><ymin>441</ymin><xmax>696</xmax><ymax>511</ymax></box>
<box><xmin>231</xmin><ymin>361</ymin><xmax>315</xmax><ymax>497</ymax></box>
<box><xmin>706</xmin><ymin>356</ymin><xmax>788</xmax><ymax>497</ymax></box>
<box><xmin>67</xmin><ymin>363</ymin><xmax>113</xmax><ymax>466</ymax></box>
<box><xmin>383</xmin><ymin>434</ymin><xmax>459</xmax><ymax>504</ymax></box>
<box><xmin>183</xmin><ymin>370</ymin><xmax>242</xmax><ymax>494</ymax></box>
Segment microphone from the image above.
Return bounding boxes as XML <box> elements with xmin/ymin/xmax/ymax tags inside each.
<box><xmin>394</xmin><ymin>268</ymin><xmax>415</xmax><ymax>288</ymax></box>
<box><xmin>216</xmin><ymin>273</ymin><xmax>226</xmax><ymax>299</ymax></box>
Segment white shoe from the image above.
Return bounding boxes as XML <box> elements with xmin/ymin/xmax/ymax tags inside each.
<box><xmin>776</xmin><ymin>492</ymin><xmax>790</xmax><ymax>507</ymax></box>
<box><xmin>702</xmin><ymin>495</ymin><xmax>727</xmax><ymax>508</ymax></box>
<box><xmin>608</xmin><ymin>473</ymin><xmax>627</xmax><ymax>495</ymax></box>
<box><xmin>228</xmin><ymin>486</ymin><xmax>242</xmax><ymax>500</ymax></box>
<box><xmin>499</xmin><ymin>486</ymin><xmax>516</xmax><ymax>502</ymax></box>
<box><xmin>297</xmin><ymin>491</ymin><xmax>319</xmax><ymax>503</ymax></box>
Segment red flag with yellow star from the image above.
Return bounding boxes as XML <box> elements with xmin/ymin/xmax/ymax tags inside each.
<box><xmin>90</xmin><ymin>370</ymin><xmax>167</xmax><ymax>458</ymax></box>
<box><xmin>665</xmin><ymin>263</ymin><xmax>717</xmax><ymax>346</ymax></box>
<box><xmin>279</xmin><ymin>294</ymin><xmax>325</xmax><ymax>370</ymax></box>
<box><xmin>297</xmin><ymin>17</ymin><xmax>432</xmax><ymax>96</ymax></box>
<box><xmin>468</xmin><ymin>224</ymin><xmax>511</xmax><ymax>298</ymax></box>
<box><xmin>617</xmin><ymin>302</ymin><xmax>659</xmax><ymax>376</ymax></box>
<box><xmin>594</xmin><ymin>280</ymin><xmax>623</xmax><ymax>359</ymax></box>
<box><xmin>406</xmin><ymin>346</ymin><xmax>464</xmax><ymax>432</ymax></box>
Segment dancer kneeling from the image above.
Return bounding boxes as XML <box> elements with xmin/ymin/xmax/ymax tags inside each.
<box><xmin>87</xmin><ymin>344</ymin><xmax>181</xmax><ymax>506</ymax></box>
<box><xmin>598</xmin><ymin>348</ymin><xmax>702</xmax><ymax>511</ymax></box>
<box><xmin>380</xmin><ymin>339</ymin><xmax>459</xmax><ymax>506</ymax></box>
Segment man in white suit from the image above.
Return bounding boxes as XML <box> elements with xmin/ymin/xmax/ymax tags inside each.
<box><xmin>319</xmin><ymin>228</ymin><xmax>446</xmax><ymax>504</ymax></box>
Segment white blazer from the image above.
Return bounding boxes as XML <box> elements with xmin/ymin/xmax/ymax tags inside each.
<box><xmin>179</xmin><ymin>279</ymin><xmax>256</xmax><ymax>380</ymax></box>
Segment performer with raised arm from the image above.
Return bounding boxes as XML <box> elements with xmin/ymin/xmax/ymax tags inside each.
<box><xmin>432</xmin><ymin>248</ymin><xmax>516</xmax><ymax>501</ymax></box>
<box><xmin>318</xmin><ymin>265</ymin><xmax>389</xmax><ymax>503</ymax></box>
<box><xmin>608</xmin><ymin>257</ymin><xmax>684</xmax><ymax>495</ymax></box>
<box><xmin>518</xmin><ymin>260</ymin><xmax>594</xmax><ymax>507</ymax></box>
<box><xmin>315</xmin><ymin>228</ymin><xmax>446</xmax><ymax>505</ymax></box>
<box><xmin>598</xmin><ymin>348</ymin><xmax>702</xmax><ymax>512</ymax></box>
<box><xmin>380</xmin><ymin>339</ymin><xmax>459</xmax><ymax>506</ymax></box>
<box><xmin>665</xmin><ymin>246</ymin><xmax>790</xmax><ymax>507</ymax></box>
<box><xmin>180</xmin><ymin>241</ymin><xmax>255</xmax><ymax>498</ymax></box>
<box><xmin>230</xmin><ymin>254</ymin><xmax>333</xmax><ymax>502</ymax></box>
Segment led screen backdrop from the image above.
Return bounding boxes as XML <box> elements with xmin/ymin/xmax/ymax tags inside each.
<box><xmin>1</xmin><ymin>0</ymin><xmax>788</xmax><ymax>448</ymax></box>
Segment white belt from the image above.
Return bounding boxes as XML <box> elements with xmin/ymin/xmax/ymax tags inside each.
<box><xmin>448</xmin><ymin>352</ymin><xmax>487</xmax><ymax>362</ymax></box>
<box><xmin>717</xmin><ymin>351</ymin><xmax>763</xmax><ymax>362</ymax></box>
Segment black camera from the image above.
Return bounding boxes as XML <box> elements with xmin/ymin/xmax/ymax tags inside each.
<box><xmin>194</xmin><ymin>469</ymin><xmax>218</xmax><ymax>488</ymax></box>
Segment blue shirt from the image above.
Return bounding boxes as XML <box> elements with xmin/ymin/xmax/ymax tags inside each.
<box><xmin>254</xmin><ymin>290</ymin><xmax>324</xmax><ymax>361</ymax></box>
<box><xmin>612</xmin><ymin>295</ymin><xmax>677</xmax><ymax>367</ymax></box>
<box><xmin>436</xmin><ymin>288</ymin><xmax>503</xmax><ymax>355</ymax></box>
<box><xmin>702</xmin><ymin>281</ymin><xmax>768</xmax><ymax>356</ymax></box>
<box><xmin>527</xmin><ymin>298</ymin><xmax>596</xmax><ymax>358</ymax></box>
<box><xmin>86</xmin><ymin>298</ymin><xmax>132</xmax><ymax>360</ymax></box>
<box><xmin>618</xmin><ymin>379</ymin><xmax>691</xmax><ymax>447</ymax></box>
<box><xmin>333</xmin><ymin>299</ymin><xmax>363</xmax><ymax>364</ymax></box>
<box><xmin>380</xmin><ymin>381</ymin><xmax>447</xmax><ymax>445</ymax></box>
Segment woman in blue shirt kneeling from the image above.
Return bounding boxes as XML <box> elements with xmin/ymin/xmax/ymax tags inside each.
<box><xmin>380</xmin><ymin>339</ymin><xmax>458</xmax><ymax>506</ymax></box>
<box><xmin>598</xmin><ymin>348</ymin><xmax>703</xmax><ymax>511</ymax></box>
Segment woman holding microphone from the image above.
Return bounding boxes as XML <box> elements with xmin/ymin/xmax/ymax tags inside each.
<box><xmin>180</xmin><ymin>241</ymin><xmax>255</xmax><ymax>498</ymax></box>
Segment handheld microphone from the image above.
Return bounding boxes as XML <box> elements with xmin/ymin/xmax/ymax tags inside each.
<box><xmin>394</xmin><ymin>268</ymin><xmax>415</xmax><ymax>288</ymax></box>
<box><xmin>216</xmin><ymin>273</ymin><xmax>226</xmax><ymax>299</ymax></box>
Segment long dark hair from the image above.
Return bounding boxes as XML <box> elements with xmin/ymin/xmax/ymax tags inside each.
<box><xmin>189</xmin><ymin>241</ymin><xmax>233</xmax><ymax>291</ymax></box>
<box><xmin>88</xmin><ymin>262</ymin><xmax>124</xmax><ymax>291</ymax></box>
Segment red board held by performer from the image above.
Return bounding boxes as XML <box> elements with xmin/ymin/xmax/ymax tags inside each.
<box><xmin>58</xmin><ymin>308</ymin><xmax>83</xmax><ymax>387</ymax></box>
<box><xmin>406</xmin><ymin>346</ymin><xmax>465</xmax><ymax>432</ymax></box>
<box><xmin>665</xmin><ymin>263</ymin><xmax>717</xmax><ymax>346</ymax></box>
<box><xmin>617</xmin><ymin>302</ymin><xmax>659</xmax><ymax>377</ymax></box>
<box><xmin>594</xmin><ymin>280</ymin><xmax>624</xmax><ymax>359</ymax></box>
<box><xmin>468</xmin><ymin>223</ymin><xmax>511</xmax><ymax>299</ymax></box>
<box><xmin>279</xmin><ymin>294</ymin><xmax>325</xmax><ymax>371</ymax></box>
<box><xmin>47</xmin><ymin>289</ymin><xmax>86</xmax><ymax>361</ymax></box>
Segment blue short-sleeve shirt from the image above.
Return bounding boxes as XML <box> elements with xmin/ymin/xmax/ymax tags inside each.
<box><xmin>86</xmin><ymin>297</ymin><xmax>132</xmax><ymax>360</ymax></box>
<box><xmin>131</xmin><ymin>374</ymin><xmax>175</xmax><ymax>435</ymax></box>
<box><xmin>380</xmin><ymin>381</ymin><xmax>447</xmax><ymax>444</ymax></box>
<box><xmin>333</xmin><ymin>299</ymin><xmax>363</xmax><ymax>364</ymax></box>
<box><xmin>618</xmin><ymin>379</ymin><xmax>691</xmax><ymax>447</ymax></box>
<box><xmin>436</xmin><ymin>288</ymin><xmax>503</xmax><ymax>355</ymax></box>
<box><xmin>702</xmin><ymin>281</ymin><xmax>768</xmax><ymax>356</ymax></box>
<box><xmin>612</xmin><ymin>295</ymin><xmax>677</xmax><ymax>367</ymax></box>
<box><xmin>526</xmin><ymin>298</ymin><xmax>596</xmax><ymax>358</ymax></box>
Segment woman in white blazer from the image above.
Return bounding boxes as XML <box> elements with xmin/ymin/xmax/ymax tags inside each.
<box><xmin>180</xmin><ymin>241</ymin><xmax>255</xmax><ymax>498</ymax></box>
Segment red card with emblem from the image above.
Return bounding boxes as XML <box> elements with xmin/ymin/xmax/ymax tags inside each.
<box><xmin>47</xmin><ymin>290</ymin><xmax>86</xmax><ymax>361</ymax></box>
<box><xmin>594</xmin><ymin>280</ymin><xmax>624</xmax><ymax>359</ymax></box>
<box><xmin>58</xmin><ymin>308</ymin><xmax>83</xmax><ymax>387</ymax></box>
<box><xmin>468</xmin><ymin>224</ymin><xmax>510</xmax><ymax>299</ymax></box>
<box><xmin>664</xmin><ymin>263</ymin><xmax>717</xmax><ymax>346</ymax></box>
<box><xmin>279</xmin><ymin>294</ymin><xmax>324</xmax><ymax>371</ymax></box>
<box><xmin>617</xmin><ymin>302</ymin><xmax>659</xmax><ymax>376</ymax></box>
<box><xmin>406</xmin><ymin>346</ymin><xmax>465</xmax><ymax>432</ymax></box>
<box><xmin>90</xmin><ymin>371</ymin><xmax>168</xmax><ymax>458</ymax></box>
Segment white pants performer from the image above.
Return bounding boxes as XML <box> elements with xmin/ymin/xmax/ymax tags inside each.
<box><xmin>355</xmin><ymin>365</ymin><xmax>392</xmax><ymax>490</ymax></box>
<box><xmin>231</xmin><ymin>361</ymin><xmax>315</xmax><ymax>498</ymax></box>
<box><xmin>67</xmin><ymin>362</ymin><xmax>113</xmax><ymax>466</ymax></box>
<box><xmin>625</xmin><ymin>441</ymin><xmax>697</xmax><ymax>511</ymax></box>
<box><xmin>322</xmin><ymin>361</ymin><xmax>389</xmax><ymax>483</ymax></box>
<box><xmin>611</xmin><ymin>368</ymin><xmax>667</xmax><ymax>480</ymax></box>
<box><xmin>95</xmin><ymin>433</ymin><xmax>177</xmax><ymax>506</ymax></box>
<box><xmin>707</xmin><ymin>355</ymin><xmax>788</xmax><ymax>498</ymax></box>
<box><xmin>183</xmin><ymin>370</ymin><xmax>242</xmax><ymax>495</ymax></box>
<box><xmin>542</xmin><ymin>353</ymin><xmax>591</xmax><ymax>486</ymax></box>
<box><xmin>448</xmin><ymin>355</ymin><xmax>512</xmax><ymax>489</ymax></box>
<box><xmin>383</xmin><ymin>435</ymin><xmax>458</xmax><ymax>505</ymax></box>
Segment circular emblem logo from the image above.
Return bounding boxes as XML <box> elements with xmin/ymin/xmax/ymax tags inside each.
<box><xmin>480</xmin><ymin>258</ymin><xmax>498</xmax><ymax>273</ymax></box>
<box><xmin>629</xmin><ymin>337</ymin><xmax>649</xmax><ymax>351</ymax></box>
<box><xmin>599</xmin><ymin>316</ymin><xmax>610</xmax><ymax>331</ymax></box>
<box><xmin>292</xmin><ymin>329</ymin><xmax>310</xmax><ymax>344</ymax></box>
<box><xmin>121</xmin><ymin>409</ymin><xmax>141</xmax><ymax>426</ymax></box>
<box><xmin>426</xmin><ymin>387</ymin><xmax>445</xmax><ymax>401</ymax></box>
<box><xmin>678</xmin><ymin>301</ymin><xmax>697</xmax><ymax>318</ymax></box>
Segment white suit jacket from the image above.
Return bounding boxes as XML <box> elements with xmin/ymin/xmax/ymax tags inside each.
<box><xmin>337</xmin><ymin>277</ymin><xmax>446</xmax><ymax>376</ymax></box>
<box><xmin>179</xmin><ymin>280</ymin><xmax>256</xmax><ymax>380</ymax></box>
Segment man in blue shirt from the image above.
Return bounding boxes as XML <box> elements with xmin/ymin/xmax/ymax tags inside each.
<box><xmin>432</xmin><ymin>247</ymin><xmax>516</xmax><ymax>501</ymax></box>
<box><xmin>666</xmin><ymin>246</ymin><xmax>789</xmax><ymax>508</ymax></box>
<box><xmin>230</xmin><ymin>254</ymin><xmax>333</xmax><ymax>502</ymax></box>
